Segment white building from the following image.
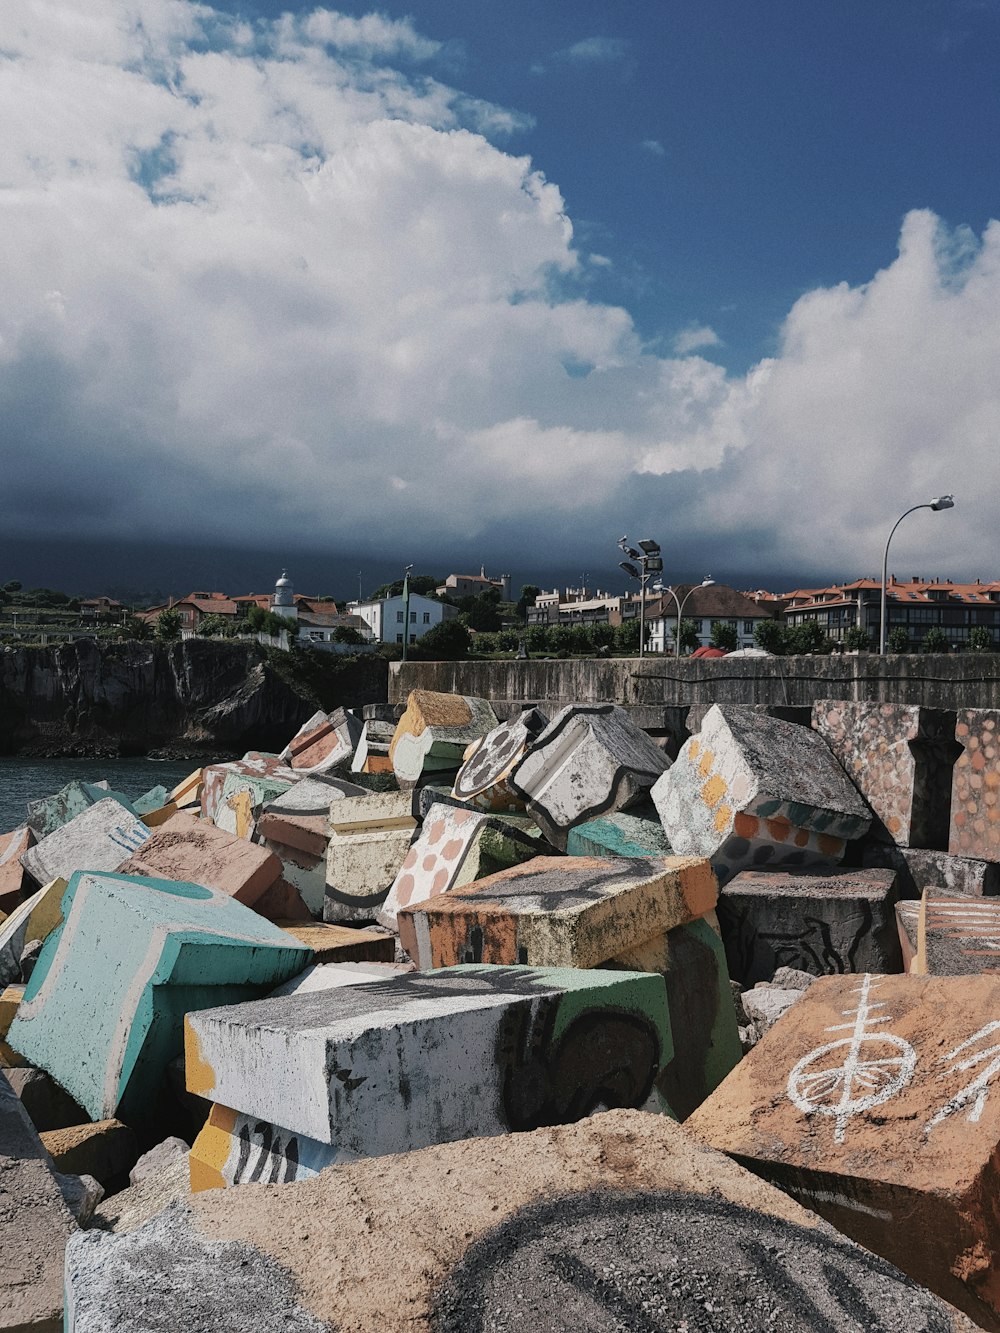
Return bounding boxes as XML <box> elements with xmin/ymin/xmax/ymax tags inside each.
<box><xmin>271</xmin><ymin>569</ymin><xmax>298</xmax><ymax>620</ymax></box>
<box><xmin>348</xmin><ymin>593</ymin><xmax>458</xmax><ymax>646</ymax></box>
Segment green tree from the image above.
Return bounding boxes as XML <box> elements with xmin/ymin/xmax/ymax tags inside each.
<box><xmin>122</xmin><ymin>614</ymin><xmax>152</xmax><ymax>641</ymax></box>
<box><xmin>516</xmin><ymin>584</ymin><xmax>541</xmax><ymax>621</ymax></box>
<box><xmin>615</xmin><ymin>619</ymin><xmax>641</xmax><ymax>654</ymax></box>
<box><xmin>155</xmin><ymin>608</ymin><xmax>182</xmax><ymax>641</ymax></box>
<box><xmin>753</xmin><ymin>618</ymin><xmax>786</xmax><ymax>654</ymax></box>
<box><xmin>411</xmin><ymin>618</ymin><xmax>471</xmax><ymax>660</ymax></box>
<box><xmin>464</xmin><ymin>586</ymin><xmax>503</xmax><ymax>631</ymax></box>
<box><xmin>785</xmin><ymin>621</ymin><xmax>826</xmax><ymax>655</ymax></box>
<box><xmin>195</xmin><ymin>613</ymin><xmax>232</xmax><ymax>637</ymax></box>
<box><xmin>547</xmin><ymin>624</ymin><xmax>576</xmax><ymax>655</ymax></box>
<box><xmin>525</xmin><ymin>623</ymin><xmax>548</xmax><ymax>653</ymax></box>
<box><xmin>922</xmin><ymin>625</ymin><xmax>949</xmax><ymax>653</ymax></box>
<box><xmin>590</xmin><ymin>622</ymin><xmax>616</xmax><ymax>653</ymax></box>
<box><xmin>844</xmin><ymin>625</ymin><xmax>872</xmax><ymax>651</ymax></box>
<box><xmin>887</xmin><ymin>626</ymin><xmax>910</xmax><ymax>654</ymax></box>
<box><xmin>667</xmin><ymin>617</ymin><xmax>700</xmax><ymax>654</ymax></box>
<box><xmin>969</xmin><ymin>626</ymin><xmax>994</xmax><ymax>652</ymax></box>
<box><xmin>2</xmin><ymin>580</ymin><xmax>21</xmax><ymax>593</ymax></box>
<box><xmin>473</xmin><ymin>631</ymin><xmax>499</xmax><ymax>654</ymax></box>
<box><xmin>710</xmin><ymin>620</ymin><xmax>739</xmax><ymax>652</ymax></box>
<box><xmin>332</xmin><ymin>625</ymin><xmax>366</xmax><ymax>645</ymax></box>
<box><xmin>369</xmin><ymin>574</ymin><xmax>440</xmax><ymax>600</ymax></box>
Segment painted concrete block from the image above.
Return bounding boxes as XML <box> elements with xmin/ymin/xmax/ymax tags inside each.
<box><xmin>688</xmin><ymin>971</ymin><xmax>1000</xmax><ymax>1328</ymax></box>
<box><xmin>8</xmin><ymin>871</ymin><xmax>311</xmax><ymax>1123</ymax></box>
<box><xmin>0</xmin><ymin>879</ymin><xmax>67</xmax><ymax>989</ymax></box>
<box><xmin>717</xmin><ymin>866</ymin><xmax>903</xmax><ymax>986</ymax></box>
<box><xmin>350</xmin><ymin>719</ymin><xmax>396</xmax><ymax>774</ymax></box>
<box><xmin>398</xmin><ymin>855</ymin><xmax>717</xmax><ymax>971</ymax></box>
<box><xmin>168</xmin><ymin>768</ymin><xmax>202</xmax><ymax>810</ymax></box>
<box><xmin>5</xmin><ymin>1065</ymin><xmax>88</xmax><ymax>1132</ymax></box>
<box><xmin>258</xmin><ymin>777</ymin><xmax>368</xmax><ymax>916</ymax></box>
<box><xmin>450</xmin><ymin>707</ymin><xmax>548</xmax><ymax>813</ymax></box>
<box><xmin>132</xmin><ymin>786</ymin><xmax>169</xmax><ymax>816</ymax></box>
<box><xmin>115</xmin><ymin>813</ymin><xmax>282</xmax><ymax>908</ymax></box>
<box><xmin>65</xmin><ymin>1111</ymin><xmax>974</xmax><ymax>1333</ymax></box>
<box><xmin>324</xmin><ymin>792</ymin><xmax>416</xmax><ymax>924</ymax></box>
<box><xmin>389</xmin><ymin>690</ymin><xmax>499</xmax><ymax>786</ymax></box>
<box><xmin>566</xmin><ymin>809</ymin><xmax>672</xmax><ymax>859</ymax></box>
<box><xmin>653</xmin><ymin>704</ymin><xmax>871</xmax><ymax>885</ymax></box>
<box><xmin>262</xmin><ymin>773</ymin><xmax>367</xmax><ymax>818</ymax></box>
<box><xmin>0</xmin><ymin>983</ymin><xmax>25</xmax><ymax>1066</ymax></box>
<box><xmin>950</xmin><ymin>709</ymin><xmax>1000</xmax><ymax>861</ymax></box>
<box><xmin>41</xmin><ymin>1119</ymin><xmax>138</xmax><ymax>1191</ymax></box>
<box><xmin>25</xmin><ymin>779</ymin><xmax>131</xmax><ymax>839</ymax></box>
<box><xmin>251</xmin><ymin>876</ymin><xmax>312</xmax><ymax>923</ymax></box>
<box><xmin>185</xmin><ymin>965</ymin><xmax>671</xmax><ymax>1178</ymax></box>
<box><xmin>280</xmin><ymin>707</ymin><xmax>363</xmax><ymax>775</ymax></box>
<box><xmin>269</xmin><ymin>961</ymin><xmax>410</xmax><ymax>997</ymax></box>
<box><xmin>378</xmin><ymin>802</ymin><xmax>544</xmax><ymax>931</ymax></box>
<box><xmin>0</xmin><ymin>1068</ymin><xmax>76</xmax><ymax>1332</ymax></box>
<box><xmin>510</xmin><ymin>704</ymin><xmax>670</xmax><ymax>850</ymax></box>
<box><xmin>863</xmin><ymin>842</ymin><xmax>1000</xmax><ymax>898</ymax></box>
<box><xmin>411</xmin><ymin>783</ymin><xmax>482</xmax><ymax>822</ymax></box>
<box><xmin>199</xmin><ymin>756</ymin><xmax>297</xmax><ymax>827</ymax></box>
<box><xmin>0</xmin><ymin>824</ymin><xmax>33</xmax><ymax>912</ymax></box>
<box><xmin>20</xmin><ymin>799</ymin><xmax>151</xmax><ymax>889</ymax></box>
<box><xmin>897</xmin><ymin>894</ymin><xmax>1000</xmax><ymax>975</ymax></box>
<box><xmin>215</xmin><ymin>769</ymin><xmax>298</xmax><ymax>842</ymax></box>
<box><xmin>274</xmin><ymin>920</ymin><xmax>395</xmax><ymax>964</ymax></box>
<box><xmin>812</xmin><ymin>701</ymin><xmax>958</xmax><ymax>848</ymax></box>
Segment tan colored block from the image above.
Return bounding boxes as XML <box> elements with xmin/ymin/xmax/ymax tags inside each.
<box><xmin>169</xmin><ymin>767</ymin><xmax>203</xmax><ymax>809</ymax></box>
<box><xmin>117</xmin><ymin>813</ymin><xmax>281</xmax><ymax>906</ymax></box>
<box><xmin>41</xmin><ymin>1118</ymin><xmax>138</xmax><ymax>1190</ymax></box>
<box><xmin>0</xmin><ymin>983</ymin><xmax>25</xmax><ymax>1067</ymax></box>
<box><xmin>275</xmin><ymin>921</ymin><xmax>394</xmax><ymax>964</ymax></box>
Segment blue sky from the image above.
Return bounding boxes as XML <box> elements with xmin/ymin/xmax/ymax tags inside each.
<box><xmin>1</xmin><ymin>0</ymin><xmax>998</xmax><ymax>597</ymax></box>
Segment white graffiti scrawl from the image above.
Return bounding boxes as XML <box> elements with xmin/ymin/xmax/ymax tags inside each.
<box><xmin>787</xmin><ymin>975</ymin><xmax>917</xmax><ymax>1144</ymax></box>
<box><xmin>924</xmin><ymin>1021</ymin><xmax>1000</xmax><ymax>1136</ymax></box>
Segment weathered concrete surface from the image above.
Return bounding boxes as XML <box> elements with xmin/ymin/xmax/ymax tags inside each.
<box><xmin>89</xmin><ymin>1155</ymin><xmax>191</xmax><ymax>1234</ymax></box>
<box><xmin>951</xmin><ymin>710</ymin><xmax>1000</xmax><ymax>861</ymax></box>
<box><xmin>324</xmin><ymin>793</ymin><xmax>416</xmax><ymax>924</ymax></box>
<box><xmin>257</xmin><ymin>788</ymin><xmax>355</xmax><ymax>917</ymax></box>
<box><xmin>0</xmin><ymin>1069</ymin><xmax>76</xmax><ymax>1333</ymax></box>
<box><xmin>450</xmin><ymin>707</ymin><xmax>547</xmax><ymax>813</ymax></box>
<box><xmin>0</xmin><ymin>983</ymin><xmax>25</xmax><ymax>1065</ymax></box>
<box><xmin>812</xmin><ymin>701</ymin><xmax>959</xmax><ymax>848</ymax></box>
<box><xmin>349</xmin><ymin>719</ymin><xmax>395</xmax><ymax>775</ymax></box>
<box><xmin>510</xmin><ymin>704</ymin><xmax>669</xmax><ymax>850</ymax></box>
<box><xmin>185</xmin><ymin>966</ymin><xmax>670</xmax><ymax>1170</ymax></box>
<box><xmin>897</xmin><ymin>894</ymin><xmax>1000</xmax><ymax>975</ymax></box>
<box><xmin>717</xmin><ymin>866</ymin><xmax>903</xmax><ymax>985</ymax></box>
<box><xmin>389</xmin><ymin>690</ymin><xmax>499</xmax><ymax>787</ymax></box>
<box><xmin>8</xmin><ymin>871</ymin><xmax>311</xmax><ymax>1123</ymax></box>
<box><xmin>261</xmin><ymin>773</ymin><xmax>366</xmax><ymax>819</ymax></box>
<box><xmin>168</xmin><ymin>769</ymin><xmax>202</xmax><ymax>811</ymax></box>
<box><xmin>3</xmin><ymin>1066</ymin><xmax>88</xmax><ymax>1132</ymax></box>
<box><xmin>688</xmin><ymin>971</ymin><xmax>1000</xmax><ymax>1328</ymax></box>
<box><xmin>20</xmin><ymin>799</ymin><xmax>151</xmax><ymax>889</ymax></box>
<box><xmin>199</xmin><ymin>756</ymin><xmax>297</xmax><ymax>829</ymax></box>
<box><xmin>116</xmin><ymin>813</ymin><xmax>282</xmax><ymax>907</ymax></box>
<box><xmin>250</xmin><ymin>876</ymin><xmax>313</xmax><ymax>923</ymax></box>
<box><xmin>653</xmin><ymin>705</ymin><xmax>871</xmax><ymax>884</ymax></box>
<box><xmin>566</xmin><ymin>809</ymin><xmax>672</xmax><ymax>859</ymax></box>
<box><xmin>398</xmin><ymin>855</ymin><xmax>717</xmax><ymax>971</ymax></box>
<box><xmin>41</xmin><ymin>1119</ymin><xmax>138</xmax><ymax>1191</ymax></box>
<box><xmin>280</xmin><ymin>708</ymin><xmax>362</xmax><ymax>775</ymax></box>
<box><xmin>0</xmin><ymin>879</ymin><xmax>67</xmax><ymax>990</ymax></box>
<box><xmin>0</xmin><ymin>825</ymin><xmax>34</xmax><ymax>911</ymax></box>
<box><xmin>863</xmin><ymin>842</ymin><xmax>1000</xmax><ymax>898</ymax></box>
<box><xmin>268</xmin><ymin>961</ymin><xmax>410</xmax><ymax>997</ymax></box>
<box><xmin>378</xmin><ymin>802</ymin><xmax>543</xmax><ymax>930</ymax></box>
<box><xmin>611</xmin><ymin>912</ymin><xmax>741</xmax><ymax>1120</ymax></box>
<box><xmin>68</xmin><ymin>1111</ymin><xmax>975</xmax><ymax>1332</ymax></box>
<box><xmin>274</xmin><ymin>921</ymin><xmax>395</xmax><ymax>964</ymax></box>
<box><xmin>24</xmin><ymin>781</ymin><xmax>127</xmax><ymax>839</ymax></box>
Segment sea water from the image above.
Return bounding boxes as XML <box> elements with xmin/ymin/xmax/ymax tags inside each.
<box><xmin>0</xmin><ymin>757</ymin><xmax>198</xmax><ymax>833</ymax></box>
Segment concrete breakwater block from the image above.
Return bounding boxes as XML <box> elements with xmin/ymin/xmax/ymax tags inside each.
<box><xmin>280</xmin><ymin>707</ymin><xmax>363</xmax><ymax>775</ymax></box>
<box><xmin>25</xmin><ymin>779</ymin><xmax>129</xmax><ymax>839</ymax></box>
<box><xmin>377</xmin><ymin>802</ymin><xmax>543</xmax><ymax>931</ymax></box>
<box><xmin>1</xmin><ymin>1068</ymin><xmax>77</xmax><ymax>1333</ymax></box>
<box><xmin>349</xmin><ymin>718</ymin><xmax>395</xmax><ymax>775</ymax></box>
<box><xmin>262</xmin><ymin>774</ymin><xmax>367</xmax><ymax>821</ymax></box>
<box><xmin>65</xmin><ymin>1111</ymin><xmax>976</xmax><ymax>1333</ymax></box>
<box><xmin>611</xmin><ymin>912</ymin><xmax>741</xmax><ymax>1120</ymax></box>
<box><xmin>257</xmin><ymin>777</ymin><xmax>368</xmax><ymax>919</ymax></box>
<box><xmin>116</xmin><ymin>813</ymin><xmax>282</xmax><ymax>908</ymax></box>
<box><xmin>688</xmin><ymin>971</ymin><xmax>1000</xmax><ymax>1328</ymax></box>
<box><xmin>450</xmin><ymin>707</ymin><xmax>548</xmax><ymax>813</ymax></box>
<box><xmin>0</xmin><ymin>824</ymin><xmax>33</xmax><ymax>912</ymax></box>
<box><xmin>8</xmin><ymin>871</ymin><xmax>311</xmax><ymax>1124</ymax></box>
<box><xmin>185</xmin><ymin>965</ymin><xmax>671</xmax><ymax>1181</ymax></box>
<box><xmin>565</xmin><ymin>809</ymin><xmax>672</xmax><ymax>859</ymax></box>
<box><xmin>41</xmin><ymin>1118</ymin><xmax>139</xmax><ymax>1192</ymax></box>
<box><xmin>812</xmin><ymin>701</ymin><xmax>958</xmax><ymax>848</ymax></box>
<box><xmin>716</xmin><ymin>865</ymin><xmax>903</xmax><ymax>986</ymax></box>
<box><xmin>199</xmin><ymin>756</ymin><xmax>297</xmax><ymax>828</ymax></box>
<box><xmin>20</xmin><ymin>799</ymin><xmax>151</xmax><ymax>889</ymax></box>
<box><xmin>323</xmin><ymin>792</ymin><xmax>416</xmax><ymax>924</ymax></box>
<box><xmin>0</xmin><ymin>878</ymin><xmax>67</xmax><ymax>990</ymax></box>
<box><xmin>398</xmin><ymin>855</ymin><xmax>717</xmax><ymax>971</ymax></box>
<box><xmin>389</xmin><ymin>690</ymin><xmax>499</xmax><ymax>787</ymax></box>
<box><xmin>169</xmin><ymin>768</ymin><xmax>202</xmax><ymax>810</ymax></box>
<box><xmin>268</xmin><ymin>961</ymin><xmax>409</xmax><ymax>998</ymax></box>
<box><xmin>950</xmin><ymin>709</ymin><xmax>1000</xmax><ymax>861</ymax></box>
<box><xmin>1</xmin><ymin>984</ymin><xmax>25</xmax><ymax>1065</ymax></box>
<box><xmin>509</xmin><ymin>704</ymin><xmax>670</xmax><ymax>850</ymax></box>
<box><xmin>653</xmin><ymin>705</ymin><xmax>871</xmax><ymax>885</ymax></box>
<box><xmin>274</xmin><ymin>921</ymin><xmax>394</xmax><ymax>965</ymax></box>
<box><xmin>863</xmin><ymin>842</ymin><xmax>1000</xmax><ymax>898</ymax></box>
<box><xmin>897</xmin><ymin>894</ymin><xmax>1000</xmax><ymax>975</ymax></box>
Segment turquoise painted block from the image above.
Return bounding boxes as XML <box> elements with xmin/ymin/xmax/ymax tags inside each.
<box><xmin>566</xmin><ymin>810</ymin><xmax>672</xmax><ymax>859</ymax></box>
<box><xmin>25</xmin><ymin>782</ymin><xmax>136</xmax><ymax>839</ymax></box>
<box><xmin>8</xmin><ymin>871</ymin><xmax>312</xmax><ymax>1124</ymax></box>
<box><xmin>132</xmin><ymin>785</ymin><xmax>170</xmax><ymax>816</ymax></box>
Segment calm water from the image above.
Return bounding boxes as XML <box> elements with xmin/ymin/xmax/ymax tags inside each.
<box><xmin>0</xmin><ymin>757</ymin><xmax>199</xmax><ymax>833</ymax></box>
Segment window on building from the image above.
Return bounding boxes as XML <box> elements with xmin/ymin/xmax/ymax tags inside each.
<box><xmin>423</xmin><ymin>612</ymin><xmax>430</xmax><ymax>623</ymax></box>
<box><xmin>409</xmin><ymin>634</ymin><xmax>416</xmax><ymax>644</ymax></box>
<box><xmin>396</xmin><ymin>611</ymin><xmax>404</xmax><ymax>623</ymax></box>
<box><xmin>743</xmin><ymin>621</ymin><xmax>754</xmax><ymax>634</ymax></box>
<box><xmin>396</xmin><ymin>634</ymin><xmax>403</xmax><ymax>644</ymax></box>
<box><xmin>410</xmin><ymin>611</ymin><xmax>416</xmax><ymax>622</ymax></box>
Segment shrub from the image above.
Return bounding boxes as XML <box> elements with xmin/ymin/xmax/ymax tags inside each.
<box><xmin>710</xmin><ymin>621</ymin><xmax>739</xmax><ymax>652</ymax></box>
<box><xmin>922</xmin><ymin>626</ymin><xmax>949</xmax><ymax>653</ymax></box>
<box><xmin>844</xmin><ymin>626</ymin><xmax>872</xmax><ymax>652</ymax></box>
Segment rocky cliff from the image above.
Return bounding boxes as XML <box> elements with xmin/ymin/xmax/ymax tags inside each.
<box><xmin>0</xmin><ymin>639</ymin><xmax>388</xmax><ymax>757</ymax></box>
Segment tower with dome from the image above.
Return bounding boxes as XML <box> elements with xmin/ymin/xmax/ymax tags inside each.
<box><xmin>271</xmin><ymin>569</ymin><xmax>298</xmax><ymax>621</ymax></box>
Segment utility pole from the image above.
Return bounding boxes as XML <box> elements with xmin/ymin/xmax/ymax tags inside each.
<box><xmin>401</xmin><ymin>564</ymin><xmax>413</xmax><ymax>662</ymax></box>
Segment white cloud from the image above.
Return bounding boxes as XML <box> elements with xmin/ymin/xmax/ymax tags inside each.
<box><xmin>0</xmin><ymin>3</ymin><xmax>997</xmax><ymax>580</ymax></box>
<box><xmin>641</xmin><ymin>138</ymin><xmax>665</xmax><ymax>157</ymax></box>
<box><xmin>557</xmin><ymin>37</ymin><xmax>629</xmax><ymax>64</ymax></box>
<box><xmin>673</xmin><ymin>325</ymin><xmax>722</xmax><ymax>355</ymax></box>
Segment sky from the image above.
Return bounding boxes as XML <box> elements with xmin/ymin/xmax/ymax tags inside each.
<box><xmin>2</xmin><ymin>0</ymin><xmax>999</xmax><ymax>600</ymax></box>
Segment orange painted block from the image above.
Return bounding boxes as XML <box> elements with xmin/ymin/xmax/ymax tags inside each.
<box><xmin>117</xmin><ymin>813</ymin><xmax>281</xmax><ymax>906</ymax></box>
<box><xmin>689</xmin><ymin>971</ymin><xmax>1000</xmax><ymax>1328</ymax></box>
<box><xmin>0</xmin><ymin>826</ymin><xmax>33</xmax><ymax>912</ymax></box>
<box><xmin>950</xmin><ymin>710</ymin><xmax>1000</xmax><ymax>861</ymax></box>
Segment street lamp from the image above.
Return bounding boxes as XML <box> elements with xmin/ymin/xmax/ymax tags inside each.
<box><xmin>659</xmin><ymin>577</ymin><xmax>715</xmax><ymax>657</ymax></box>
<box><xmin>618</xmin><ymin>536</ymin><xmax>662</xmax><ymax>658</ymax></box>
<box><xmin>879</xmin><ymin>496</ymin><xmax>955</xmax><ymax>654</ymax></box>
<box><xmin>400</xmin><ymin>564</ymin><xmax>413</xmax><ymax>662</ymax></box>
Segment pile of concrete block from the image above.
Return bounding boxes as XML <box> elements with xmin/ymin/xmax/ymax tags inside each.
<box><xmin>8</xmin><ymin>688</ymin><xmax>1000</xmax><ymax>1328</ymax></box>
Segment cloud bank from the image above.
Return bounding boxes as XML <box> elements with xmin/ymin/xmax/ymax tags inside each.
<box><xmin>0</xmin><ymin>1</ymin><xmax>995</xmax><ymax>580</ymax></box>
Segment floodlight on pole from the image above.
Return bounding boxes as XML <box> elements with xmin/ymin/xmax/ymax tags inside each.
<box><xmin>616</xmin><ymin>533</ymin><xmax>661</xmax><ymax>658</ymax></box>
<box><xmin>879</xmin><ymin>496</ymin><xmax>954</xmax><ymax>655</ymax></box>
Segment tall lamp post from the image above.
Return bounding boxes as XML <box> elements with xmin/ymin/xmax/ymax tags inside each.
<box><xmin>659</xmin><ymin>577</ymin><xmax>715</xmax><ymax>656</ymax></box>
<box><xmin>879</xmin><ymin>496</ymin><xmax>954</xmax><ymax>654</ymax></box>
<box><xmin>400</xmin><ymin>563</ymin><xmax>413</xmax><ymax>662</ymax></box>
<box><xmin>618</xmin><ymin>535</ymin><xmax>662</xmax><ymax>659</ymax></box>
